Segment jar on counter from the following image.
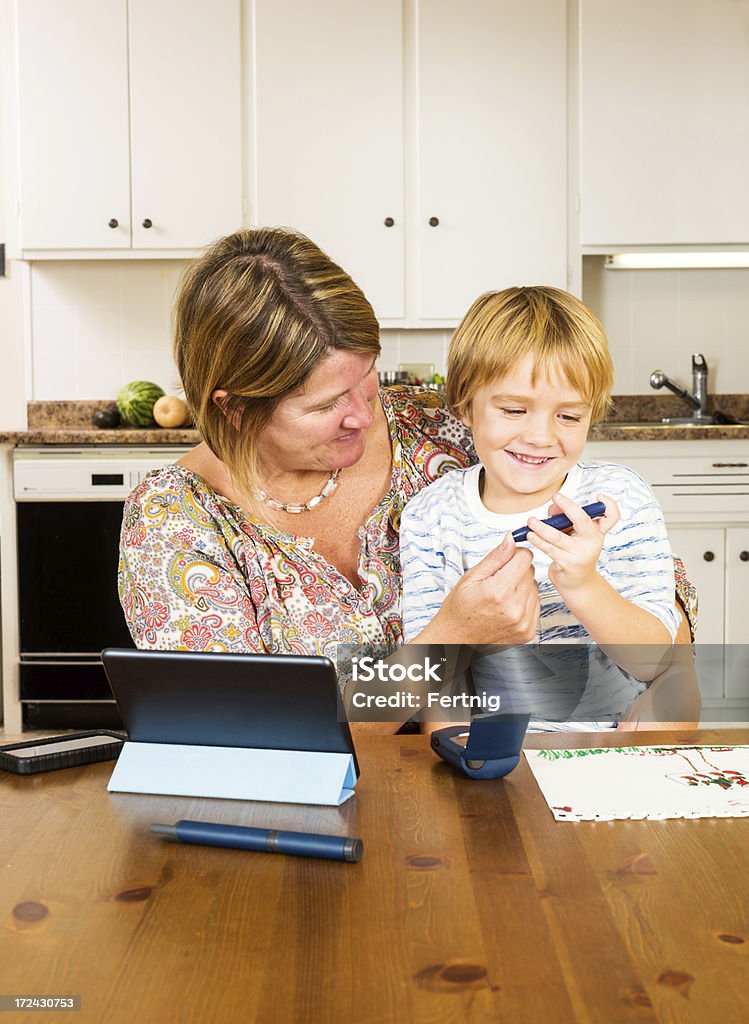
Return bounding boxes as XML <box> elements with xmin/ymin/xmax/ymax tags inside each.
<box><xmin>378</xmin><ymin>371</ymin><xmax>411</xmax><ymax>387</ymax></box>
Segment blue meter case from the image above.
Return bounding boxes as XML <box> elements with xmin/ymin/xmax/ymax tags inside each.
<box><xmin>430</xmin><ymin>713</ymin><xmax>531</xmax><ymax>779</ymax></box>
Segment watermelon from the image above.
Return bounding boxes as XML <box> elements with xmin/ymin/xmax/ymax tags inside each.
<box><xmin>116</xmin><ymin>380</ymin><xmax>165</xmax><ymax>427</ymax></box>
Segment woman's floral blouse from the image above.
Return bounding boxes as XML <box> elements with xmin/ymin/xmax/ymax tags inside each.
<box><xmin>118</xmin><ymin>385</ymin><xmax>698</xmax><ymax>658</ymax></box>
<box><xmin>118</xmin><ymin>386</ymin><xmax>475</xmax><ymax>659</ymax></box>
<box><xmin>674</xmin><ymin>556</ymin><xmax>698</xmax><ymax>641</ymax></box>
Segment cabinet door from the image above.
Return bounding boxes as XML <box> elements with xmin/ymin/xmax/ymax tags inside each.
<box><xmin>725</xmin><ymin>528</ymin><xmax>749</xmax><ymax>701</ymax></box>
<box><xmin>668</xmin><ymin>525</ymin><xmax>725</xmax><ymax>701</ymax></box>
<box><xmin>416</xmin><ymin>0</ymin><xmax>567</xmax><ymax>320</ymax></box>
<box><xmin>252</xmin><ymin>0</ymin><xmax>405</xmax><ymax>319</ymax></box>
<box><xmin>16</xmin><ymin>0</ymin><xmax>131</xmax><ymax>249</ymax></box>
<box><xmin>129</xmin><ymin>0</ymin><xmax>242</xmax><ymax>250</ymax></box>
<box><xmin>580</xmin><ymin>0</ymin><xmax>749</xmax><ymax>246</ymax></box>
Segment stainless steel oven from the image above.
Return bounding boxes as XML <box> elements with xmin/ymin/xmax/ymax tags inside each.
<box><xmin>13</xmin><ymin>446</ymin><xmax>190</xmax><ymax>729</ymax></box>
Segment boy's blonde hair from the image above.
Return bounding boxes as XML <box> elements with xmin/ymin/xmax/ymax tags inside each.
<box><xmin>446</xmin><ymin>286</ymin><xmax>613</xmax><ymax>424</ymax></box>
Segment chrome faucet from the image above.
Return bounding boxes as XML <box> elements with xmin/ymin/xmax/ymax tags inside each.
<box><xmin>650</xmin><ymin>354</ymin><xmax>711</xmax><ymax>424</ymax></box>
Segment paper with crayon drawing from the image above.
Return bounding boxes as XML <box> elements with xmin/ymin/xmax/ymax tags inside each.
<box><xmin>525</xmin><ymin>746</ymin><xmax>749</xmax><ymax>821</ymax></box>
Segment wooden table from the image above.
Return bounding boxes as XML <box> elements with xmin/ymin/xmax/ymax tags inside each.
<box><xmin>1</xmin><ymin>729</ymin><xmax>748</xmax><ymax>1023</ymax></box>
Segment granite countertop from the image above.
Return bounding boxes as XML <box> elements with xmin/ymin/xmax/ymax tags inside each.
<box><xmin>1</xmin><ymin>396</ymin><xmax>749</xmax><ymax>446</ymax></box>
<box><xmin>0</xmin><ymin>401</ymin><xmax>200</xmax><ymax>446</ymax></box>
<box><xmin>588</xmin><ymin>393</ymin><xmax>749</xmax><ymax>441</ymax></box>
<box><xmin>587</xmin><ymin>424</ymin><xmax>749</xmax><ymax>440</ymax></box>
<box><xmin>588</xmin><ymin>423</ymin><xmax>749</xmax><ymax>441</ymax></box>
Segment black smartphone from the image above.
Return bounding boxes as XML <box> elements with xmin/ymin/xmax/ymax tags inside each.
<box><xmin>0</xmin><ymin>731</ymin><xmax>125</xmax><ymax>775</ymax></box>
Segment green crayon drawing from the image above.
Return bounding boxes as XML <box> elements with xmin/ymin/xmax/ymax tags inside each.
<box><xmin>535</xmin><ymin>746</ymin><xmax>749</xmax><ymax>790</ymax></box>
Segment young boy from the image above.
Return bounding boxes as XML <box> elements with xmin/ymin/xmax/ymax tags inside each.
<box><xmin>400</xmin><ymin>286</ymin><xmax>681</xmax><ymax>730</ymax></box>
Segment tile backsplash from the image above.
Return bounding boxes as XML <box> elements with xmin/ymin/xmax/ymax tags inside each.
<box><xmin>27</xmin><ymin>258</ymin><xmax>749</xmax><ymax>399</ymax></box>
<box><xmin>28</xmin><ymin>261</ymin><xmax>451</xmax><ymax>399</ymax></box>
<box><xmin>377</xmin><ymin>329</ymin><xmax>451</xmax><ymax>376</ymax></box>
<box><xmin>582</xmin><ymin>257</ymin><xmax>749</xmax><ymax>394</ymax></box>
<box><xmin>30</xmin><ymin>261</ymin><xmax>185</xmax><ymax>400</ymax></box>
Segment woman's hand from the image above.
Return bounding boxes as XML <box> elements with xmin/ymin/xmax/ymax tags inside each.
<box><xmin>526</xmin><ymin>492</ymin><xmax>620</xmax><ymax>598</ymax></box>
<box><xmin>423</xmin><ymin>534</ymin><xmax>539</xmax><ymax>646</ymax></box>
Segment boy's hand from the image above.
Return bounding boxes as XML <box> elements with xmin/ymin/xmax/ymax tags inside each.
<box><xmin>525</xmin><ymin>492</ymin><xmax>620</xmax><ymax>596</ymax></box>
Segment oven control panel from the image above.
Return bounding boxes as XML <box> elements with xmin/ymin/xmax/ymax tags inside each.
<box><xmin>13</xmin><ymin>447</ymin><xmax>192</xmax><ymax>500</ymax></box>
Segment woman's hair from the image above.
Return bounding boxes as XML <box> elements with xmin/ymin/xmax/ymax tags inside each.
<box><xmin>446</xmin><ymin>286</ymin><xmax>614</xmax><ymax>423</ymax></box>
<box><xmin>173</xmin><ymin>227</ymin><xmax>381</xmax><ymax>488</ymax></box>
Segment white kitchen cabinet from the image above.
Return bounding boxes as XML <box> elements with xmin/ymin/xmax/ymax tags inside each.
<box><xmin>14</xmin><ymin>0</ymin><xmax>242</xmax><ymax>254</ymax></box>
<box><xmin>16</xmin><ymin>0</ymin><xmax>131</xmax><ymax>251</ymax></box>
<box><xmin>665</xmin><ymin>525</ymin><xmax>749</xmax><ymax>707</ymax></box>
<box><xmin>663</xmin><ymin>527</ymin><xmax>725</xmax><ymax>647</ymax></box>
<box><xmin>579</xmin><ymin>0</ymin><xmax>749</xmax><ymax>247</ymax></box>
<box><xmin>585</xmin><ymin>439</ymin><xmax>749</xmax><ymax>716</ymax></box>
<box><xmin>251</xmin><ymin>0</ymin><xmax>567</xmax><ymax>324</ymax></box>
<box><xmin>725</xmin><ymin>528</ymin><xmax>749</xmax><ymax>701</ymax></box>
<box><xmin>666</xmin><ymin>526</ymin><xmax>725</xmax><ymax>701</ymax></box>
<box><xmin>415</xmin><ymin>0</ymin><xmax>566</xmax><ymax>320</ymax></box>
<box><xmin>251</xmin><ymin>0</ymin><xmax>405</xmax><ymax>319</ymax></box>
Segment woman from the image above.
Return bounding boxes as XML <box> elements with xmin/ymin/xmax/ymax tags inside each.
<box><xmin>118</xmin><ymin>227</ymin><xmax>698</xmax><ymax>728</ymax></box>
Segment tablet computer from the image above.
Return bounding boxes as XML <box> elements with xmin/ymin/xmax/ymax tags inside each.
<box><xmin>101</xmin><ymin>648</ymin><xmax>358</xmax><ymax>777</ymax></box>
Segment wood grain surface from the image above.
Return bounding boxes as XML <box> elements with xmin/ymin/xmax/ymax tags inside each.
<box><xmin>1</xmin><ymin>729</ymin><xmax>747</xmax><ymax>1023</ymax></box>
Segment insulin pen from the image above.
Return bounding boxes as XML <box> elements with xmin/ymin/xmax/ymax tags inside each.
<box><xmin>150</xmin><ymin>820</ymin><xmax>363</xmax><ymax>863</ymax></box>
<box><xmin>511</xmin><ymin>500</ymin><xmax>606</xmax><ymax>544</ymax></box>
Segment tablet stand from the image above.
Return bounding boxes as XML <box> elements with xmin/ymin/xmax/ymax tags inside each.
<box><xmin>108</xmin><ymin>742</ymin><xmax>357</xmax><ymax>805</ymax></box>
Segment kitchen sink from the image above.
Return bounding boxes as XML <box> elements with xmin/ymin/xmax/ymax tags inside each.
<box><xmin>601</xmin><ymin>419</ymin><xmax>749</xmax><ymax>428</ymax></box>
<box><xmin>603</xmin><ymin>421</ymin><xmax>710</xmax><ymax>427</ymax></box>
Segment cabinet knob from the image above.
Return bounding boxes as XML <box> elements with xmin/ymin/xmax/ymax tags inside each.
<box><xmin>740</xmin><ymin>551</ymin><xmax>749</xmax><ymax>562</ymax></box>
<box><xmin>703</xmin><ymin>551</ymin><xmax>715</xmax><ymax>562</ymax></box>
<box><xmin>384</xmin><ymin>217</ymin><xmax>394</xmax><ymax>227</ymax></box>
<box><xmin>428</xmin><ymin>216</ymin><xmax>439</xmax><ymax>227</ymax></box>
<box><xmin>142</xmin><ymin>218</ymin><xmax>153</xmax><ymax>229</ymax></box>
<box><xmin>108</xmin><ymin>218</ymin><xmax>119</xmax><ymax>229</ymax></box>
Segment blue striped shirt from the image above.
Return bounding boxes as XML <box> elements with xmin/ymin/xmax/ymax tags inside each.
<box><xmin>400</xmin><ymin>461</ymin><xmax>680</xmax><ymax>729</ymax></box>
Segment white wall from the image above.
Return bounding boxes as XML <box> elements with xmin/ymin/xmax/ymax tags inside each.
<box><xmin>0</xmin><ymin>84</ymin><xmax>27</xmax><ymax>428</ymax></box>
<box><xmin>583</xmin><ymin>256</ymin><xmax>749</xmax><ymax>395</ymax></box>
<box><xmin>0</xmin><ymin>262</ymin><xmax>27</xmax><ymax>427</ymax></box>
<box><xmin>0</xmin><ymin>0</ymin><xmax>26</xmax><ymax>429</ymax></box>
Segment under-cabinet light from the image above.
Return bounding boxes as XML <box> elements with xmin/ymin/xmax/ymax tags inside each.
<box><xmin>605</xmin><ymin>252</ymin><xmax>749</xmax><ymax>270</ymax></box>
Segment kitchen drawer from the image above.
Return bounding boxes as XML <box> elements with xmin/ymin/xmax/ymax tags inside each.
<box><xmin>611</xmin><ymin>453</ymin><xmax>749</xmax><ymax>487</ymax></box>
<box><xmin>654</xmin><ymin>488</ymin><xmax>749</xmax><ymax>516</ymax></box>
<box><xmin>20</xmin><ymin>660</ymin><xmax>115</xmax><ymax>701</ymax></box>
<box><xmin>585</xmin><ymin>441</ymin><xmax>749</xmax><ymax>519</ymax></box>
<box><xmin>24</xmin><ymin>701</ymin><xmax>123</xmax><ymax>731</ymax></box>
